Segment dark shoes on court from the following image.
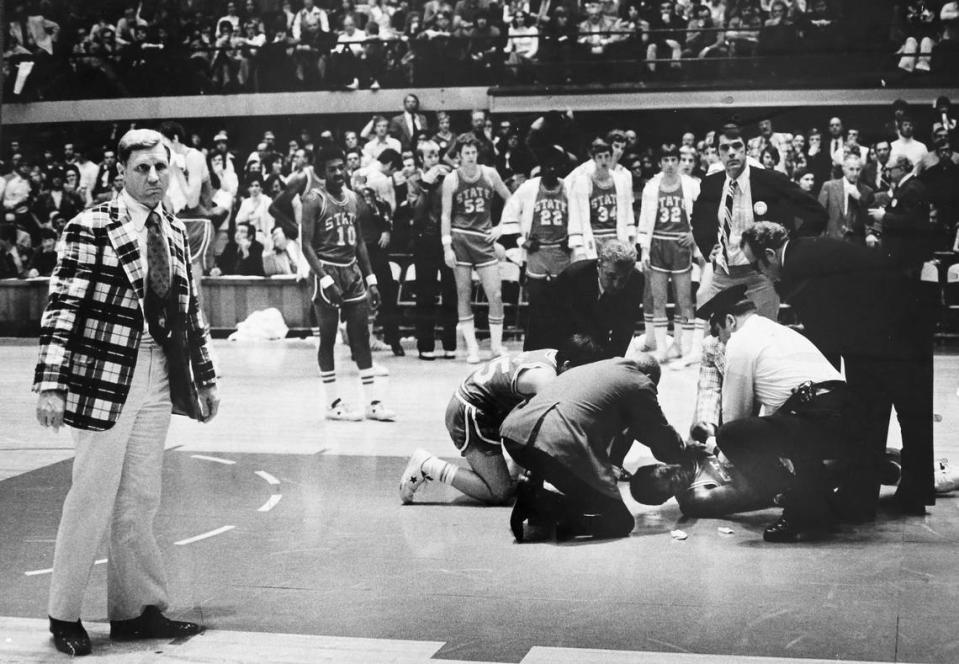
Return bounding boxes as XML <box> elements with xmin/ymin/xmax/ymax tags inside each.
<box><xmin>762</xmin><ymin>513</ymin><xmax>834</xmax><ymax>543</ymax></box>
<box><xmin>109</xmin><ymin>605</ymin><xmax>204</xmax><ymax>641</ymax></box>
<box><xmin>50</xmin><ymin>617</ymin><xmax>91</xmax><ymax>656</ymax></box>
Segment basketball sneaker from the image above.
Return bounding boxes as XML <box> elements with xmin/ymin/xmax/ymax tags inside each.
<box><xmin>400</xmin><ymin>448</ymin><xmax>433</xmax><ymax>503</ymax></box>
<box><xmin>366</xmin><ymin>400</ymin><xmax>397</xmax><ymax>422</ymax></box>
<box><xmin>935</xmin><ymin>458</ymin><xmax>959</xmax><ymax>494</ymax></box>
<box><xmin>326</xmin><ymin>398</ymin><xmax>363</xmax><ymax>421</ymax></box>
<box><xmin>466</xmin><ymin>350</ymin><xmax>481</xmax><ymax>364</ymax></box>
<box><xmin>369</xmin><ymin>337</ymin><xmax>391</xmax><ymax>352</ymax></box>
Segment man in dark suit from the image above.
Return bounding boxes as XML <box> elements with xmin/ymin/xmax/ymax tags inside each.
<box><xmin>691</xmin><ymin>122</ymin><xmax>827</xmax><ymax>325</ymax></box>
<box><xmin>867</xmin><ymin>155</ymin><xmax>933</xmax><ymax>277</ymax></box>
<box><xmin>34</xmin><ymin>129</ymin><xmax>220</xmax><ymax>657</ymax></box>
<box><xmin>741</xmin><ymin>221</ymin><xmax>935</xmax><ymax>519</ymax></box>
<box><xmin>544</xmin><ymin>239</ymin><xmax>643</xmax><ymax>358</ymax></box>
<box><xmin>389</xmin><ymin>93</ymin><xmax>429</xmax><ymax>152</ymax></box>
<box><xmin>32</xmin><ymin>169</ymin><xmax>86</xmax><ymax>238</ymax></box>
<box><xmin>861</xmin><ymin>139</ymin><xmax>892</xmax><ymax>194</ymax></box>
<box><xmin>817</xmin><ymin>154</ymin><xmax>876</xmax><ymax>244</ymax></box>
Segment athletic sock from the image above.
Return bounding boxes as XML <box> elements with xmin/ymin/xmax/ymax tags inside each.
<box><xmin>643</xmin><ymin>313</ymin><xmax>656</xmax><ymax>349</ymax></box>
<box><xmin>321</xmin><ymin>370</ymin><xmax>337</xmax><ymax>407</ymax></box>
<box><xmin>459</xmin><ymin>316</ymin><xmax>479</xmax><ymax>353</ymax></box>
<box><xmin>358</xmin><ymin>367</ymin><xmax>378</xmax><ymax>404</ymax></box>
<box><xmin>653</xmin><ymin>317</ymin><xmax>669</xmax><ymax>356</ymax></box>
<box><xmin>488</xmin><ymin>316</ymin><xmax>504</xmax><ymax>352</ymax></box>
<box><xmin>681</xmin><ymin>320</ymin><xmax>695</xmax><ymax>355</ymax></box>
<box><xmin>421</xmin><ymin>454</ymin><xmax>459</xmax><ymax>484</ymax></box>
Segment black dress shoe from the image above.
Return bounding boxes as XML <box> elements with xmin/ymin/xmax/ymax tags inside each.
<box><xmin>110</xmin><ymin>606</ymin><xmax>204</xmax><ymax>641</ymax></box>
<box><xmin>893</xmin><ymin>490</ymin><xmax>928</xmax><ymax>516</ymax></box>
<box><xmin>390</xmin><ymin>342</ymin><xmax>405</xmax><ymax>357</ymax></box>
<box><xmin>49</xmin><ymin>617</ymin><xmax>92</xmax><ymax>656</ymax></box>
<box><xmin>762</xmin><ymin>514</ymin><xmax>831</xmax><ymax>543</ymax></box>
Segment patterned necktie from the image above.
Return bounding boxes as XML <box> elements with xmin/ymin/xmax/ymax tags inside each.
<box><xmin>144</xmin><ymin>211</ymin><xmax>171</xmax><ymax>340</ymax></box>
<box><xmin>718</xmin><ymin>179</ymin><xmax>738</xmax><ymax>270</ymax></box>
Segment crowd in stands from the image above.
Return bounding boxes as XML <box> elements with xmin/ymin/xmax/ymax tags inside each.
<box><xmin>5</xmin><ymin>0</ymin><xmax>959</xmax><ymax>98</ymax></box>
<box><xmin>3</xmin><ymin>92</ymin><xmax>957</xmax><ymax>292</ymax></box>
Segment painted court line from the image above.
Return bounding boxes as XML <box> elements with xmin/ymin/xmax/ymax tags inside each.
<box><xmin>190</xmin><ymin>454</ymin><xmax>237</xmax><ymax>465</ymax></box>
<box><xmin>258</xmin><ymin>494</ymin><xmax>283</xmax><ymax>512</ymax></box>
<box><xmin>254</xmin><ymin>470</ymin><xmax>280</xmax><ymax>486</ymax></box>
<box><xmin>26</xmin><ymin>559</ymin><xmax>106</xmax><ymax>577</ymax></box>
<box><xmin>174</xmin><ymin>525</ymin><xmax>235</xmax><ymax>546</ymax></box>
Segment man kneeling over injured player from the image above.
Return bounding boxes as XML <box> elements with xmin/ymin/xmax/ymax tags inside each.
<box><xmin>400</xmin><ymin>334</ymin><xmax>606</xmax><ymax>505</ymax></box>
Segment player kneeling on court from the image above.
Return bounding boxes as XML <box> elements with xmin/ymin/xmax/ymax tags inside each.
<box><xmin>400</xmin><ymin>334</ymin><xmax>606</xmax><ymax>505</ymax></box>
<box><xmin>302</xmin><ymin>145</ymin><xmax>396</xmax><ymax>422</ymax></box>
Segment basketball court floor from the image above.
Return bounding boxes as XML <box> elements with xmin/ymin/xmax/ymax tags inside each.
<box><xmin>1</xmin><ymin>338</ymin><xmax>958</xmax><ymax>663</ymax></box>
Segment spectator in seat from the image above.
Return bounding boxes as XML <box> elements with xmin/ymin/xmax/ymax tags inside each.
<box><xmin>208</xmin><ymin>152</ymin><xmax>239</xmax><ymax>220</ymax></box>
<box><xmin>863</xmin><ymin>139</ymin><xmax>892</xmax><ymax>193</ymax></box>
<box><xmin>331</xmin><ymin>14</ymin><xmax>369</xmax><ymax>89</ymax></box>
<box><xmin>506</xmin><ymin>11</ymin><xmax>540</xmax><ymax>81</ymax></box>
<box><xmin>32</xmin><ymin>169</ymin><xmax>84</xmax><ymax>238</ymax></box>
<box><xmin>496</xmin><ymin>129</ymin><xmax>535</xmax><ymax>179</ymax></box>
<box><xmin>919</xmin><ymin>139</ymin><xmax>959</xmax><ymax>245</ymax></box>
<box><xmin>540</xmin><ymin>7</ymin><xmax>579</xmax><ymax>83</ymax></box>
<box><xmin>723</xmin><ymin>1</ymin><xmax>762</xmax><ymax>59</ymax></box>
<box><xmin>933</xmin><ymin>1</ymin><xmax>959</xmax><ymax>74</ymax></box>
<box><xmin>27</xmin><ymin>227</ymin><xmax>59</xmax><ymax>278</ymax></box>
<box><xmin>258</xmin><ymin>19</ymin><xmax>297</xmax><ymax>91</ymax></box>
<box><xmin>292</xmin><ymin>0</ymin><xmax>333</xmax><ymax>85</ymax></box>
<box><xmin>646</xmin><ymin>0</ymin><xmax>687</xmax><ymax>73</ymax></box>
<box><xmin>759</xmin><ymin>145</ymin><xmax>780</xmax><ymax>171</ymax></box>
<box><xmin>578</xmin><ymin>1</ymin><xmax>618</xmax><ymax>76</ymax></box>
<box><xmin>212</xmin><ymin>21</ymin><xmax>243</xmax><ymax>91</ymax></box>
<box><xmin>263</xmin><ymin>225</ymin><xmax>308</xmax><ymax>277</ymax></box>
<box><xmin>236</xmin><ymin>19</ymin><xmax>267</xmax><ymax>89</ymax></box>
<box><xmin>92</xmin><ymin>149</ymin><xmax>118</xmax><ymax>203</ymax></box>
<box><xmin>235</xmin><ymin>176</ymin><xmax>275</xmax><ymax>250</ymax></box>
<box><xmin>758</xmin><ymin>0</ymin><xmax>799</xmax><ymax>73</ymax></box>
<box><xmin>805</xmin><ymin>128</ymin><xmax>831</xmax><ymax>193</ymax></box>
<box><xmin>215</xmin><ymin>221</ymin><xmax>265</xmax><ymax>276</ymax></box>
<box><xmin>894</xmin><ymin>1</ymin><xmax>938</xmax><ymax>74</ymax></box>
<box><xmin>219</xmin><ymin>1</ymin><xmax>243</xmax><ymax>32</ymax></box>
<box><xmin>685</xmin><ymin>4</ymin><xmax>723</xmax><ymax>57</ymax></box>
<box><xmin>454</xmin><ymin>0</ymin><xmax>494</xmax><ymax>30</ymax></box>
<box><xmin>0</xmin><ymin>223</ymin><xmax>24</xmax><ymax>279</ymax></box>
<box><xmin>3</xmin><ymin>159</ymin><xmax>33</xmax><ymax>222</ymax></box>
<box><xmin>463</xmin><ymin>10</ymin><xmax>504</xmax><ymax>83</ymax></box>
<box><xmin>796</xmin><ymin>0</ymin><xmax>839</xmax><ymax>54</ymax></box>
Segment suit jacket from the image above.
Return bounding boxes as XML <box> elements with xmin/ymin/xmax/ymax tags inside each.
<box><xmin>692</xmin><ymin>165</ymin><xmax>828</xmax><ymax>260</ymax></box>
<box><xmin>777</xmin><ymin>237</ymin><xmax>927</xmax><ymax>361</ymax></box>
<box><xmin>500</xmin><ymin>358</ymin><xmax>683</xmax><ymax>501</ymax></box>
<box><xmin>389</xmin><ymin>112</ymin><xmax>429</xmax><ymax>150</ymax></box>
<box><xmin>34</xmin><ymin>197</ymin><xmax>216</xmax><ymax>431</ymax></box>
<box><xmin>817</xmin><ymin>178</ymin><xmax>875</xmax><ymax>243</ymax></box>
<box><xmin>881</xmin><ymin>174</ymin><xmax>933</xmax><ymax>270</ymax></box>
<box><xmin>861</xmin><ymin>161</ymin><xmax>890</xmax><ymax>194</ymax></box>
<box><xmin>33</xmin><ymin>190</ymin><xmax>85</xmax><ymax>226</ymax></box>
<box><xmin>545</xmin><ymin>259</ymin><xmax>643</xmax><ymax>357</ymax></box>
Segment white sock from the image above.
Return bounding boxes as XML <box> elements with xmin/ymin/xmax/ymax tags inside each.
<box><xmin>459</xmin><ymin>316</ymin><xmax>479</xmax><ymax>352</ymax></box>
<box><xmin>421</xmin><ymin>455</ymin><xmax>459</xmax><ymax>484</ymax></box>
<box><xmin>359</xmin><ymin>368</ymin><xmax>379</xmax><ymax>404</ymax></box>
<box><xmin>321</xmin><ymin>371</ymin><xmax>337</xmax><ymax>407</ymax></box>
<box><xmin>489</xmin><ymin>317</ymin><xmax>504</xmax><ymax>352</ymax></box>
<box><xmin>653</xmin><ymin>317</ymin><xmax>669</xmax><ymax>356</ymax></box>
<box><xmin>643</xmin><ymin>314</ymin><xmax>656</xmax><ymax>349</ymax></box>
<box><xmin>681</xmin><ymin>321</ymin><xmax>695</xmax><ymax>355</ymax></box>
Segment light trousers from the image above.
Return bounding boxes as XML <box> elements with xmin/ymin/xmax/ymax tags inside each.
<box><xmin>696</xmin><ymin>262</ymin><xmax>780</xmax><ymax>320</ymax></box>
<box><xmin>48</xmin><ymin>341</ymin><xmax>172</xmax><ymax>622</ymax></box>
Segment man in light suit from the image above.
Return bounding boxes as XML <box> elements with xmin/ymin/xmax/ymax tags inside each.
<box><xmin>818</xmin><ymin>154</ymin><xmax>876</xmax><ymax>244</ymax></box>
<box><xmin>34</xmin><ymin>129</ymin><xmax>220</xmax><ymax>657</ymax></box>
<box><xmin>389</xmin><ymin>93</ymin><xmax>429</xmax><ymax>152</ymax></box>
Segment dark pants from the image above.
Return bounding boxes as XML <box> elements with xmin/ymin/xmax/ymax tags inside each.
<box><xmin>504</xmin><ymin>438</ymin><xmax>634</xmax><ymax>539</ymax></box>
<box><xmin>844</xmin><ymin>353</ymin><xmax>935</xmax><ymax>511</ymax></box>
<box><xmin>522</xmin><ymin>277</ymin><xmax>555</xmax><ymax>351</ymax></box>
<box><xmin>365</xmin><ymin>242</ymin><xmax>400</xmax><ymax>345</ymax></box>
<box><xmin>717</xmin><ymin>387</ymin><xmax>862</xmax><ymax>524</ymax></box>
<box><xmin>413</xmin><ymin>238</ymin><xmax>457</xmax><ymax>353</ymax></box>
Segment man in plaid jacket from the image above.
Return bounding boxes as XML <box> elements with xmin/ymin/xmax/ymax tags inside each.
<box><xmin>33</xmin><ymin>129</ymin><xmax>219</xmax><ymax>657</ymax></box>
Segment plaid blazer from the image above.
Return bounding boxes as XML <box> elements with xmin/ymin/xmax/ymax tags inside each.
<box><xmin>33</xmin><ymin>197</ymin><xmax>217</xmax><ymax>431</ymax></box>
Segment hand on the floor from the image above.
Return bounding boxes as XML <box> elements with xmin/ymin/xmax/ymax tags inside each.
<box><xmin>198</xmin><ymin>385</ymin><xmax>220</xmax><ymax>423</ymax></box>
<box><xmin>36</xmin><ymin>390</ymin><xmax>66</xmax><ymax>431</ymax></box>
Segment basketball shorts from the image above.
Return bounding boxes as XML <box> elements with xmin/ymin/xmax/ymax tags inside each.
<box><xmin>451</xmin><ymin>229</ymin><xmax>498</xmax><ymax>268</ymax></box>
<box><xmin>312</xmin><ymin>259</ymin><xmax>367</xmax><ymax>308</ymax></box>
<box><xmin>525</xmin><ymin>244</ymin><xmax>570</xmax><ymax>280</ymax></box>
<box><xmin>649</xmin><ymin>237</ymin><xmax>692</xmax><ymax>273</ymax></box>
<box><xmin>445</xmin><ymin>393</ymin><xmax>502</xmax><ymax>457</ymax></box>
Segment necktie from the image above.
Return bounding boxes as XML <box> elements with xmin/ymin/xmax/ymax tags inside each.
<box><xmin>410</xmin><ymin>114</ymin><xmax>419</xmax><ymax>139</ymax></box>
<box><xmin>144</xmin><ymin>211</ymin><xmax>171</xmax><ymax>341</ymax></box>
<box><xmin>718</xmin><ymin>179</ymin><xmax>738</xmax><ymax>270</ymax></box>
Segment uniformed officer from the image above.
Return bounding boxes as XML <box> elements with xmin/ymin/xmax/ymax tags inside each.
<box><xmin>700</xmin><ymin>285</ymin><xmax>865</xmax><ymax>542</ymax></box>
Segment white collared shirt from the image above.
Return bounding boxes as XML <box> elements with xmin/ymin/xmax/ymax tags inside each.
<box><xmin>842</xmin><ymin>178</ymin><xmax>858</xmax><ymax>217</ymax></box>
<box><xmin>718</xmin><ymin>164</ymin><xmax>754</xmax><ymax>267</ymax></box>
<box><xmin>722</xmin><ymin>314</ymin><xmax>843</xmax><ymax>423</ymax></box>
